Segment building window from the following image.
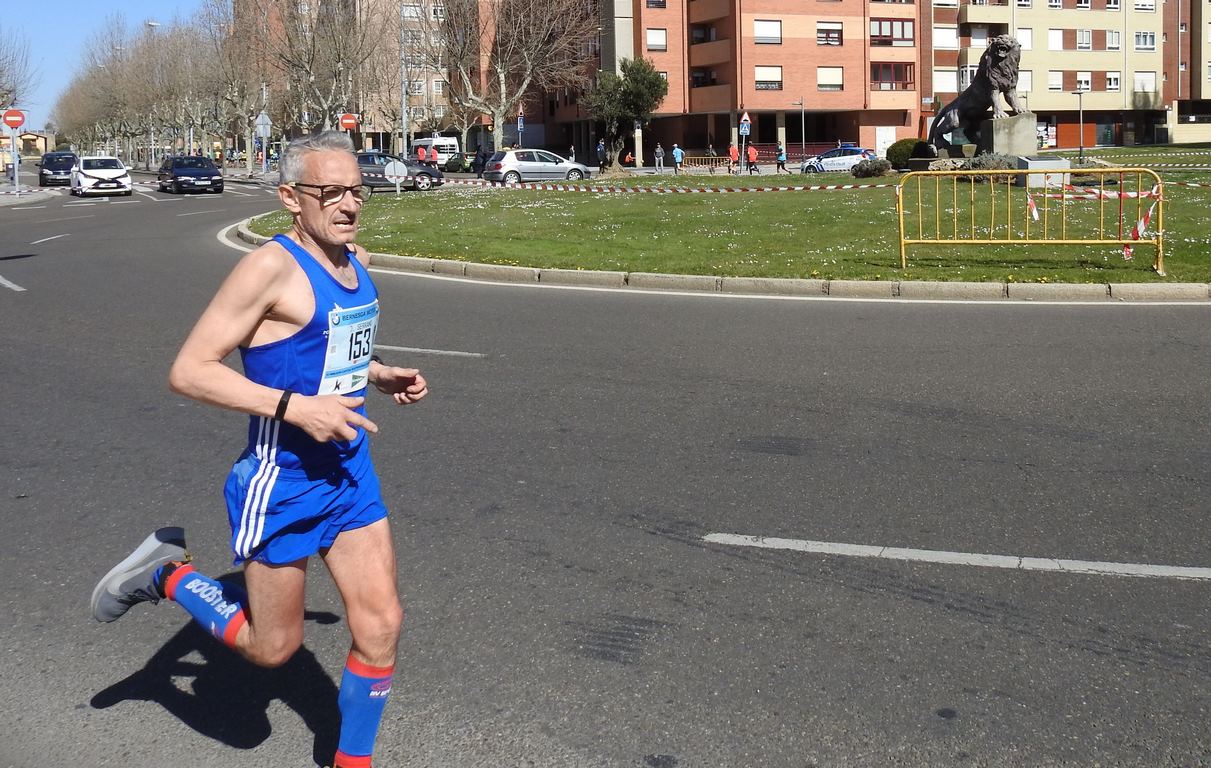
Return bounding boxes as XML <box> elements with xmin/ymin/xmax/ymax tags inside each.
<box><xmin>434</xmin><ymin>105</ymin><xmax>446</xmax><ymax>118</ymax></box>
<box><xmin>817</xmin><ymin>21</ymin><xmax>843</xmax><ymax>45</ymax></box>
<box><xmin>1048</xmin><ymin>29</ymin><xmax>1063</xmax><ymax>50</ymax></box>
<box><xmin>659</xmin><ymin>71</ymin><xmax>668</xmax><ymax>80</ymax></box>
<box><xmin>755</xmin><ymin>65</ymin><xmax>783</xmax><ymax>90</ymax></box>
<box><xmin>934</xmin><ymin>25</ymin><xmax>958</xmax><ymax>49</ymax></box>
<box><xmin>646</xmin><ymin>28</ymin><xmax>667</xmax><ymax>51</ymax></box>
<box><xmin>1134</xmin><ymin>0</ymin><xmax>1154</xmax><ymax>9</ymax></box>
<box><xmin>401</xmin><ymin>3</ymin><xmax>421</xmax><ymax>17</ymax></box>
<box><xmin>432</xmin><ymin>80</ymin><xmax>445</xmax><ymax>95</ymax></box>
<box><xmin>1018</xmin><ymin>69</ymin><xmax>1033</xmax><ymax>92</ymax></box>
<box><xmin>1106</xmin><ymin>71</ymin><xmax>1120</xmax><ymax>91</ymax></box>
<box><xmin>431</xmin><ymin>3</ymin><xmax>445</xmax><ymax>17</ymax></box>
<box><xmin>1077</xmin><ymin>0</ymin><xmax>1090</xmax><ymax>7</ymax></box>
<box><xmin>971</xmin><ymin>25</ymin><xmax>988</xmax><ymax>48</ymax></box>
<box><xmin>1106</xmin><ymin>0</ymin><xmax>1118</xmax><ymax>8</ymax></box>
<box><xmin>1016</xmin><ymin>0</ymin><xmax>1031</xmax><ymax>6</ymax></box>
<box><xmin>754</xmin><ymin>20</ymin><xmax>782</xmax><ymax>44</ymax></box>
<box><xmin>1017</xmin><ymin>27</ymin><xmax>1032</xmax><ymax>50</ymax></box>
<box><xmin>1048</xmin><ymin>70</ymin><xmax>1063</xmax><ymax>91</ymax></box>
<box><xmin>409</xmin><ymin>80</ymin><xmax>425</xmax><ymax>95</ymax></box>
<box><xmin>1133</xmin><ymin>70</ymin><xmax>1156</xmax><ymax>91</ymax></box>
<box><xmin>1107</xmin><ymin>30</ymin><xmax>1120</xmax><ymax>50</ymax></box>
<box><xmin>1180</xmin><ymin>61</ymin><xmax>1187</xmax><ymax>72</ymax></box>
<box><xmin>933</xmin><ymin>0</ymin><xmax>958</xmax><ymax>7</ymax></box>
<box><xmin>934</xmin><ymin>68</ymin><xmax>958</xmax><ymax>93</ymax></box>
<box><xmin>871</xmin><ymin>62</ymin><xmax>914</xmax><ymax>90</ymax></box>
<box><xmin>1077</xmin><ymin>29</ymin><xmax>1091</xmax><ymax>49</ymax></box>
<box><xmin>1134</xmin><ymin>31</ymin><xmax>1155</xmax><ymax>50</ymax></box>
<box><xmin>817</xmin><ymin>66</ymin><xmax>844</xmax><ymax>91</ymax></box>
<box><xmin>1076</xmin><ymin>71</ymin><xmax>1091</xmax><ymax>90</ymax></box>
<box><xmin>958</xmin><ymin>65</ymin><xmax>978</xmax><ymax>89</ymax></box>
<box><xmin>1047</xmin><ymin>0</ymin><xmax>1060</xmax><ymax>7</ymax></box>
<box><xmin>646</xmin><ymin>0</ymin><xmax>666</xmax><ymax>6</ymax></box>
<box><xmin>870</xmin><ymin>19</ymin><xmax>914</xmax><ymax>46</ymax></box>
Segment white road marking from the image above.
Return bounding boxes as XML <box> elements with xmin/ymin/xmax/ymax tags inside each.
<box><xmin>30</xmin><ymin>234</ymin><xmax>68</xmax><ymax>245</ymax></box>
<box><xmin>0</xmin><ymin>274</ymin><xmax>26</xmax><ymax>292</ymax></box>
<box><xmin>225</xmin><ymin>189</ymin><xmax>253</xmax><ymax>197</ymax></box>
<box><xmin>703</xmin><ymin>533</ymin><xmax>1211</xmax><ymax>581</ymax></box>
<box><xmin>112</xmin><ymin>200</ymin><xmax>140</xmax><ymax>204</ymax></box>
<box><xmin>33</xmin><ymin>214</ymin><xmax>95</xmax><ymax>224</ymax></box>
<box><xmin>177</xmin><ymin>209</ymin><xmax>225</xmax><ymax>217</ymax></box>
<box><xmin>9</xmin><ymin>205</ymin><xmax>46</xmax><ymax>209</ymax></box>
<box><xmin>63</xmin><ymin>203</ymin><xmax>95</xmax><ymax>207</ymax></box>
<box><xmin>374</xmin><ymin>343</ymin><xmax>485</xmax><ymax>358</ymax></box>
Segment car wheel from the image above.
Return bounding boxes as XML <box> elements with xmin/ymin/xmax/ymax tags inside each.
<box><xmin>503</xmin><ymin>171</ymin><xmax>521</xmax><ymax>184</ymax></box>
<box><xmin>566</xmin><ymin>169</ymin><xmax>583</xmax><ymax>181</ymax></box>
<box><xmin>124</xmin><ymin>190</ymin><xmax>133</xmax><ymax>196</ymax></box>
<box><xmin>172</xmin><ymin>181</ymin><xmax>182</xmax><ymax>194</ymax></box>
<box><xmin>38</xmin><ymin>178</ymin><xmax>45</xmax><ymax>187</ymax></box>
<box><xmin>414</xmin><ymin>174</ymin><xmax>432</xmax><ymax>191</ymax></box>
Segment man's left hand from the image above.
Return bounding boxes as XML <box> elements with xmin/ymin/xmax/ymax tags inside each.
<box><xmin>372</xmin><ymin>364</ymin><xmax>428</xmax><ymax>405</ymax></box>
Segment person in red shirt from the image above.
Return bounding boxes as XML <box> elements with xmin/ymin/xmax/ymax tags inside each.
<box><xmin>416</xmin><ymin>145</ymin><xmax>426</xmax><ymax>165</ymax></box>
<box><xmin>727</xmin><ymin>142</ymin><xmax>739</xmax><ymax>175</ymax></box>
<box><xmin>746</xmin><ymin>143</ymin><xmax>760</xmax><ymax>174</ymax></box>
<box><xmin>428</xmin><ymin>146</ymin><xmax>438</xmax><ymax>167</ymax></box>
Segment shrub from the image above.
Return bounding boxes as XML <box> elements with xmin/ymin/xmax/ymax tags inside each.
<box><xmin>886</xmin><ymin>138</ymin><xmax>922</xmax><ymax>170</ymax></box>
<box><xmin>966</xmin><ymin>152</ymin><xmax>1017</xmax><ymax>171</ymax></box>
<box><xmin>852</xmin><ymin>158</ymin><xmax>892</xmax><ymax>178</ymax></box>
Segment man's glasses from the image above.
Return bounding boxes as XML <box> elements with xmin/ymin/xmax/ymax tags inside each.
<box><xmin>289</xmin><ymin>182</ymin><xmax>373</xmax><ymax>204</ymax></box>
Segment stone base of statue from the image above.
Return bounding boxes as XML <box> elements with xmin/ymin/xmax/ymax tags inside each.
<box><xmin>978</xmin><ymin>112</ymin><xmax>1036</xmax><ymax>156</ymax></box>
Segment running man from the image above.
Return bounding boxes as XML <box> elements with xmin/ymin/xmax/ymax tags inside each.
<box><xmin>90</xmin><ymin>131</ymin><xmax>428</xmax><ymax>768</ymax></box>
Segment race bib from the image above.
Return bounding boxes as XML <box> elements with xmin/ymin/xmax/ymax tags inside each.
<box><xmin>318</xmin><ymin>300</ymin><xmax>379</xmax><ymax>395</ymax></box>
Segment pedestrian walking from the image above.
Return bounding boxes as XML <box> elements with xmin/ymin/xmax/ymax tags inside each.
<box><xmin>746</xmin><ymin>143</ymin><xmax>760</xmax><ymax>174</ymax></box>
<box><xmin>596</xmin><ymin>138</ymin><xmax>607</xmax><ymax>173</ymax></box>
<box><xmin>416</xmin><ymin>144</ymin><xmax>426</xmax><ymax>165</ymax></box>
<box><xmin>473</xmin><ymin>144</ymin><xmax>489</xmax><ymax>178</ymax></box>
<box><xmin>775</xmin><ymin>144</ymin><xmax>789</xmax><ymax>174</ymax></box>
<box><xmin>568</xmin><ymin>145</ymin><xmax>576</xmax><ymax>162</ymax></box>
<box><xmin>671</xmin><ymin>143</ymin><xmax>684</xmax><ymax>175</ymax></box>
<box><xmin>89</xmin><ymin>131</ymin><xmax>429</xmax><ymax>768</ymax></box>
<box><xmin>654</xmin><ymin>143</ymin><xmax>665</xmax><ymax>173</ymax></box>
<box><xmin>728</xmin><ymin>142</ymin><xmax>739</xmax><ymax>175</ymax></box>
<box><xmin>427</xmin><ymin>146</ymin><xmax>438</xmax><ymax>168</ymax></box>
<box><xmin>706</xmin><ymin>144</ymin><xmax>718</xmax><ymax>175</ymax></box>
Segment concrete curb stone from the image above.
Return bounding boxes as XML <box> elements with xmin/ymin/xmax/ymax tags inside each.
<box><xmin>1007</xmin><ymin>283</ymin><xmax>1110</xmax><ymax>301</ymax></box>
<box><xmin>372</xmin><ymin>253</ymin><xmax>436</xmax><ymax>274</ymax></box>
<box><xmin>721</xmin><ymin>277</ymin><xmax>827</xmax><ymax>295</ymax></box>
<box><xmin>540</xmin><ymin>268</ymin><xmax>628</xmax><ymax>287</ymax></box>
<box><xmin>898</xmin><ymin>281</ymin><xmax>1008</xmax><ymax>300</ymax></box>
<box><xmin>1109</xmin><ymin>282</ymin><xmax>1210</xmax><ymax>301</ymax></box>
<box><xmin>628</xmin><ymin>272</ymin><xmax>721</xmax><ymax>292</ymax></box>
<box><xmin>465</xmin><ymin>263</ymin><xmax>540</xmax><ymax>283</ymax></box>
<box><xmin>827</xmin><ymin>280</ymin><xmax>897</xmax><ymax>298</ymax></box>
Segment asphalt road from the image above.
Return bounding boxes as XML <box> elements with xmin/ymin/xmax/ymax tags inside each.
<box><xmin>1</xmin><ymin>183</ymin><xmax>1210</xmax><ymax>767</ymax></box>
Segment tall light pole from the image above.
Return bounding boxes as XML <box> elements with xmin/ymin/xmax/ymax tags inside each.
<box><xmin>1071</xmin><ymin>89</ymin><xmax>1086</xmax><ymax>163</ymax></box>
<box><xmin>791</xmin><ymin>98</ymin><xmax>805</xmax><ymax>159</ymax></box>
<box><xmin>146</xmin><ymin>21</ymin><xmax>160</xmax><ymax>168</ymax></box>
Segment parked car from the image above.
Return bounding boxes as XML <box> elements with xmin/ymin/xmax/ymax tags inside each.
<box><xmin>157</xmin><ymin>155</ymin><xmax>224</xmax><ymax>193</ymax></box>
<box><xmin>356</xmin><ymin>151</ymin><xmax>443</xmax><ymax>191</ymax></box>
<box><xmin>481</xmin><ymin>149</ymin><xmax>592</xmax><ymax>183</ymax></box>
<box><xmin>800</xmin><ymin>145</ymin><xmax>877</xmax><ymax>174</ymax></box>
<box><xmin>443</xmin><ymin>152</ymin><xmax>472</xmax><ymax>173</ymax></box>
<box><xmin>37</xmin><ymin>151</ymin><xmax>78</xmax><ymax>186</ymax></box>
<box><xmin>410</xmin><ymin>136</ymin><xmax>460</xmax><ymax>165</ymax></box>
<box><xmin>70</xmin><ymin>155</ymin><xmax>133</xmax><ymax>196</ymax></box>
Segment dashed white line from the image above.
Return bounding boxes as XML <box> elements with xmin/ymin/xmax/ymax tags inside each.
<box><xmin>9</xmin><ymin>205</ymin><xmax>46</xmax><ymax>209</ymax></box>
<box><xmin>374</xmin><ymin>343</ymin><xmax>485</xmax><ymax>359</ymax></box>
<box><xmin>703</xmin><ymin>533</ymin><xmax>1211</xmax><ymax>581</ymax></box>
<box><xmin>0</xmin><ymin>274</ymin><xmax>26</xmax><ymax>292</ymax></box>
<box><xmin>32</xmin><ymin>214</ymin><xmax>95</xmax><ymax>224</ymax></box>
<box><xmin>63</xmin><ymin>203</ymin><xmax>95</xmax><ymax>207</ymax></box>
<box><xmin>177</xmin><ymin>209</ymin><xmax>225</xmax><ymax>217</ymax></box>
<box><xmin>30</xmin><ymin>234</ymin><xmax>68</xmax><ymax>245</ymax></box>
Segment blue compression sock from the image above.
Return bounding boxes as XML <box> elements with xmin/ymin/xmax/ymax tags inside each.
<box><xmin>333</xmin><ymin>653</ymin><xmax>394</xmax><ymax>767</ymax></box>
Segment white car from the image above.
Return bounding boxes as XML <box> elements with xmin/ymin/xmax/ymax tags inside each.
<box><xmin>71</xmin><ymin>155</ymin><xmax>134</xmax><ymax>196</ymax></box>
<box><xmin>800</xmin><ymin>145</ymin><xmax>877</xmax><ymax>174</ymax></box>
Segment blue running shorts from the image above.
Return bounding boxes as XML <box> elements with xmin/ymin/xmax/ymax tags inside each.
<box><xmin>224</xmin><ymin>447</ymin><xmax>388</xmax><ymax>565</ymax></box>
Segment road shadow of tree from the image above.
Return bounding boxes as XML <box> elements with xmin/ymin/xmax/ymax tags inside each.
<box><xmin>89</xmin><ymin>572</ymin><xmax>343</xmax><ymax>767</ymax></box>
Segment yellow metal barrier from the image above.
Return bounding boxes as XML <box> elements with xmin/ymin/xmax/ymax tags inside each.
<box><xmin>683</xmin><ymin>155</ymin><xmax>731</xmax><ymax>173</ymax></box>
<box><xmin>896</xmin><ymin>168</ymin><xmax>1165</xmax><ymax>275</ymax></box>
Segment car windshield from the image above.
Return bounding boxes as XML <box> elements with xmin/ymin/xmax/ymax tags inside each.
<box><xmin>43</xmin><ymin>155</ymin><xmax>75</xmax><ymax>169</ymax></box>
<box><xmin>489</xmin><ymin>152</ymin><xmax>506</xmax><ymax>162</ymax></box>
<box><xmin>175</xmin><ymin>157</ymin><xmax>215</xmax><ymax>169</ymax></box>
<box><xmin>84</xmin><ymin>158</ymin><xmax>123</xmax><ymax>170</ymax></box>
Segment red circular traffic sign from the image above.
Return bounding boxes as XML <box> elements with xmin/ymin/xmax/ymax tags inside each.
<box><xmin>2</xmin><ymin>109</ymin><xmax>24</xmax><ymax>129</ymax></box>
<box><xmin>339</xmin><ymin>113</ymin><xmax>358</xmax><ymax>130</ymax></box>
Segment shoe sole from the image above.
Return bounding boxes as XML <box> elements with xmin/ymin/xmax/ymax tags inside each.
<box><xmin>90</xmin><ymin>527</ymin><xmax>187</xmax><ymax>622</ymax></box>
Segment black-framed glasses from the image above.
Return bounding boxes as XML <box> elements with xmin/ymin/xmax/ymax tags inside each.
<box><xmin>289</xmin><ymin>182</ymin><xmax>372</xmax><ymax>204</ymax></box>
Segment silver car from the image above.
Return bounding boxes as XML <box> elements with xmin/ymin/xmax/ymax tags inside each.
<box><xmin>482</xmin><ymin>149</ymin><xmax>592</xmax><ymax>183</ymax></box>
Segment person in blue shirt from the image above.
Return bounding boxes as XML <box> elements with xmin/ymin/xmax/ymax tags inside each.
<box><xmin>776</xmin><ymin>144</ymin><xmax>789</xmax><ymax>174</ymax></box>
<box><xmin>672</xmin><ymin>143</ymin><xmax>685</xmax><ymax>175</ymax></box>
<box><xmin>90</xmin><ymin>130</ymin><xmax>428</xmax><ymax>768</ymax></box>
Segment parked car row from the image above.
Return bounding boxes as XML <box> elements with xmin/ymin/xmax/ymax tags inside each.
<box><xmin>357</xmin><ymin>151</ymin><xmax>444</xmax><ymax>191</ymax></box>
<box><xmin>800</xmin><ymin>145</ymin><xmax>877</xmax><ymax>174</ymax></box>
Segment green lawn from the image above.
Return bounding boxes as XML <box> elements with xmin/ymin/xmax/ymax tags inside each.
<box><xmin>249</xmin><ymin>147</ymin><xmax>1211</xmax><ymax>283</ymax></box>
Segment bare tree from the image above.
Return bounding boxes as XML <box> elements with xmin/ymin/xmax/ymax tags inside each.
<box><xmin>201</xmin><ymin>0</ymin><xmax>264</xmax><ymax>173</ymax></box>
<box><xmin>426</xmin><ymin>0</ymin><xmax>598</xmax><ymax>150</ymax></box>
<box><xmin>0</xmin><ymin>24</ymin><xmax>37</xmax><ymax>108</ymax></box>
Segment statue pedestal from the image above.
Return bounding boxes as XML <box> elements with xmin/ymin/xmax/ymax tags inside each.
<box><xmin>978</xmin><ymin>112</ymin><xmax>1036</xmax><ymax>156</ymax></box>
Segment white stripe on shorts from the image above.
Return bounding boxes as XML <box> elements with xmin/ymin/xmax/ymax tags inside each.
<box><xmin>236</xmin><ymin>417</ymin><xmax>281</xmax><ymax>558</ymax></box>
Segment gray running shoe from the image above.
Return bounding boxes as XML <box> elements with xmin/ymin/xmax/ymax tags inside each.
<box><xmin>90</xmin><ymin>527</ymin><xmax>189</xmax><ymax>623</ymax></box>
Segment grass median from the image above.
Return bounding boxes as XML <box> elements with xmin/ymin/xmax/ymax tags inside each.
<box><xmin>249</xmin><ymin>160</ymin><xmax>1211</xmax><ymax>284</ymax></box>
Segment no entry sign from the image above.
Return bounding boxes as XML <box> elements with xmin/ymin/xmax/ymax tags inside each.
<box><xmin>2</xmin><ymin>110</ymin><xmax>24</xmax><ymax>129</ymax></box>
<box><xmin>339</xmin><ymin>113</ymin><xmax>358</xmax><ymax>130</ymax></box>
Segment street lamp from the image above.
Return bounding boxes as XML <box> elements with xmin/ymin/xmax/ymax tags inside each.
<box><xmin>146</xmin><ymin>21</ymin><xmax>160</xmax><ymax>169</ymax></box>
<box><xmin>1071</xmin><ymin>89</ymin><xmax>1087</xmax><ymax>163</ymax></box>
<box><xmin>790</xmin><ymin>98</ymin><xmax>805</xmax><ymax>160</ymax></box>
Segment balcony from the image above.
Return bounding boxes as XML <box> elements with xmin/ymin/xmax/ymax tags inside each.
<box><xmin>689</xmin><ymin>83</ymin><xmax>734</xmax><ymax>112</ymax></box>
<box><xmin>959</xmin><ymin>0</ymin><xmax>1012</xmax><ymax>24</ymax></box>
<box><xmin>689</xmin><ymin>38</ymin><xmax>732</xmax><ymax>67</ymax></box>
<box><xmin>689</xmin><ymin>0</ymin><xmax>730</xmax><ymax>24</ymax></box>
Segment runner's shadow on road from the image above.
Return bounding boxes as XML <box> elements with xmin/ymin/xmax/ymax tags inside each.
<box><xmin>89</xmin><ymin>572</ymin><xmax>343</xmax><ymax>767</ymax></box>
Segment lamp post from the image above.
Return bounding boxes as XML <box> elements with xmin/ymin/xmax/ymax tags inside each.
<box><xmin>790</xmin><ymin>98</ymin><xmax>805</xmax><ymax>160</ymax></box>
<box><xmin>146</xmin><ymin>21</ymin><xmax>160</xmax><ymax>169</ymax></box>
<box><xmin>1071</xmin><ymin>89</ymin><xmax>1087</xmax><ymax>163</ymax></box>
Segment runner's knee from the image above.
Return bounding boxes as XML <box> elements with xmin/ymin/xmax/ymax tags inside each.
<box><xmin>245</xmin><ymin>626</ymin><xmax>304</xmax><ymax>668</ymax></box>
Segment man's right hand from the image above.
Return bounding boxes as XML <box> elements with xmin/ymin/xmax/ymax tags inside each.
<box><xmin>288</xmin><ymin>394</ymin><xmax>379</xmax><ymax>442</ymax></box>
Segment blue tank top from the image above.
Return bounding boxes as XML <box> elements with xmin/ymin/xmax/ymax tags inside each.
<box><xmin>238</xmin><ymin>234</ymin><xmax>380</xmax><ymax>471</ymax></box>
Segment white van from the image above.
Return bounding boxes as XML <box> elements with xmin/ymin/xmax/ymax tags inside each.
<box><xmin>410</xmin><ymin>136</ymin><xmax>460</xmax><ymax>165</ymax></box>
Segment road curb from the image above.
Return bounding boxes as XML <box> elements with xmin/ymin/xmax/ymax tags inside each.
<box><xmin>235</xmin><ymin>217</ymin><xmax>1211</xmax><ymax>302</ymax></box>
<box><xmin>0</xmin><ymin>189</ymin><xmax>58</xmax><ymax>206</ymax></box>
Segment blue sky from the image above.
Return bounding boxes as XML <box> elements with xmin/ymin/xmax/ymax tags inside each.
<box><xmin>8</xmin><ymin>0</ymin><xmax>206</xmax><ymax>131</ymax></box>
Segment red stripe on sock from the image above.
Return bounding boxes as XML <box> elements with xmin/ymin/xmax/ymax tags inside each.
<box><xmin>163</xmin><ymin>563</ymin><xmax>195</xmax><ymax>601</ymax></box>
<box><xmin>345</xmin><ymin>652</ymin><xmax>394</xmax><ymax>679</ymax></box>
<box><xmin>333</xmin><ymin>750</ymin><xmax>373</xmax><ymax>767</ymax></box>
<box><xmin>221</xmin><ymin>607</ymin><xmax>247</xmax><ymax>649</ymax></box>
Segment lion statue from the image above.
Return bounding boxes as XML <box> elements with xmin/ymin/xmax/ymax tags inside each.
<box><xmin>927</xmin><ymin>34</ymin><xmax>1028</xmax><ymax>154</ymax></box>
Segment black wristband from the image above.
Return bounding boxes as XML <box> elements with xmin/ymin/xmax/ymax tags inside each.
<box><xmin>370</xmin><ymin>354</ymin><xmax>384</xmax><ymax>366</ymax></box>
<box><xmin>274</xmin><ymin>389</ymin><xmax>293</xmax><ymax>421</ymax></box>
